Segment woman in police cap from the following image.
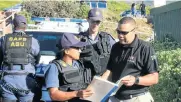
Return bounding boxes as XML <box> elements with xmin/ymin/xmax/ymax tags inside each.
<box><xmin>44</xmin><ymin>33</ymin><xmax>93</xmax><ymax>102</ymax></box>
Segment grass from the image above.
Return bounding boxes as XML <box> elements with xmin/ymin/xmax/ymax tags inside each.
<box><xmin>100</xmin><ymin>1</ymin><xmax>153</xmax><ymax>40</ymax></box>
<box><xmin>0</xmin><ymin>1</ymin><xmax>21</xmax><ymax>10</ymax></box>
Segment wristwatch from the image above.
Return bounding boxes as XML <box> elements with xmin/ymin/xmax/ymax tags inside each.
<box><xmin>135</xmin><ymin>76</ymin><xmax>139</xmax><ymax>84</ymax></box>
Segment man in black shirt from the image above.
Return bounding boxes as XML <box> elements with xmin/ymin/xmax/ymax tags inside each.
<box><xmin>102</xmin><ymin>17</ymin><xmax>159</xmax><ymax>102</ymax></box>
<box><xmin>139</xmin><ymin>1</ymin><xmax>146</xmax><ymax>17</ymax></box>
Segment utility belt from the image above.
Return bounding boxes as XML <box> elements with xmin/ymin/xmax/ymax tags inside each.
<box><xmin>0</xmin><ymin>80</ymin><xmax>30</xmax><ymax>94</ymax></box>
<box><xmin>115</xmin><ymin>91</ymin><xmax>149</xmax><ymax>100</ymax></box>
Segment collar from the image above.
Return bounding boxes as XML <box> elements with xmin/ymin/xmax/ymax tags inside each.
<box><xmin>86</xmin><ymin>29</ymin><xmax>99</xmax><ymax>41</ymax></box>
<box><xmin>120</xmin><ymin>35</ymin><xmax>138</xmax><ymax>48</ymax></box>
<box><xmin>60</xmin><ymin>60</ymin><xmax>77</xmax><ymax>68</ymax></box>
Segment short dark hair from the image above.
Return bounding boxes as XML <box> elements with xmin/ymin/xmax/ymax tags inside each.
<box><xmin>14</xmin><ymin>24</ymin><xmax>26</xmax><ymax>30</ymax></box>
<box><xmin>55</xmin><ymin>50</ymin><xmax>65</xmax><ymax>60</ymax></box>
<box><xmin>118</xmin><ymin>17</ymin><xmax>136</xmax><ymax>27</ymax></box>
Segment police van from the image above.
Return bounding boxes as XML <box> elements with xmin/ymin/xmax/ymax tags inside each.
<box><xmin>25</xmin><ymin>17</ymin><xmax>89</xmax><ymax>102</ymax></box>
<box><xmin>27</xmin><ymin>17</ymin><xmax>88</xmax><ymax>65</ymax></box>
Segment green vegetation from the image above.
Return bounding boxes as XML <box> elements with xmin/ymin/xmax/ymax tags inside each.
<box><xmin>0</xmin><ymin>1</ymin><xmax>152</xmax><ymax>40</ymax></box>
<box><xmin>106</xmin><ymin>1</ymin><xmax>130</xmax><ymax>22</ymax></box>
<box><xmin>150</xmin><ymin>38</ymin><xmax>181</xmax><ymax>102</ymax></box>
<box><xmin>22</xmin><ymin>1</ymin><xmax>89</xmax><ymax>18</ymax></box>
<box><xmin>0</xmin><ymin>1</ymin><xmax>21</xmax><ymax>10</ymax></box>
<box><xmin>18</xmin><ymin>11</ymin><xmax>34</xmax><ymax>24</ymax></box>
<box><xmin>19</xmin><ymin>1</ymin><xmax>89</xmax><ymax>24</ymax></box>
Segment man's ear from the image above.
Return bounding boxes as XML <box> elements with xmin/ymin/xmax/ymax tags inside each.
<box><xmin>64</xmin><ymin>49</ymin><xmax>69</xmax><ymax>55</ymax></box>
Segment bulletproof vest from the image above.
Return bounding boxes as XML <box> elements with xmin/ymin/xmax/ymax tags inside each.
<box><xmin>79</xmin><ymin>32</ymin><xmax>112</xmax><ymax>76</ymax></box>
<box><xmin>3</xmin><ymin>32</ymin><xmax>34</xmax><ymax>70</ymax></box>
<box><xmin>52</xmin><ymin>60</ymin><xmax>91</xmax><ymax>91</ymax></box>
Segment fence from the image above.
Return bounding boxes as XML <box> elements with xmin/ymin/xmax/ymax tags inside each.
<box><xmin>0</xmin><ymin>12</ymin><xmax>15</xmax><ymax>36</ymax></box>
<box><xmin>150</xmin><ymin>1</ymin><xmax>181</xmax><ymax>42</ymax></box>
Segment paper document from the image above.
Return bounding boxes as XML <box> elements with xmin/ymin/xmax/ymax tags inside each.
<box><xmin>84</xmin><ymin>76</ymin><xmax>121</xmax><ymax>102</ymax></box>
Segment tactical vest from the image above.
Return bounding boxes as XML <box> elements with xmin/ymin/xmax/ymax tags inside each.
<box><xmin>79</xmin><ymin>31</ymin><xmax>112</xmax><ymax>76</ymax></box>
<box><xmin>52</xmin><ymin>60</ymin><xmax>91</xmax><ymax>91</ymax></box>
<box><xmin>3</xmin><ymin>32</ymin><xmax>34</xmax><ymax>70</ymax></box>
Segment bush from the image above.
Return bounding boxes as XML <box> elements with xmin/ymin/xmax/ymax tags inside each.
<box><xmin>22</xmin><ymin>1</ymin><xmax>89</xmax><ymax>18</ymax></box>
<box><xmin>150</xmin><ymin>39</ymin><xmax>181</xmax><ymax>102</ymax></box>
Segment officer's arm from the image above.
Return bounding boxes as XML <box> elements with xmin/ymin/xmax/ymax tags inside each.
<box><xmin>137</xmin><ymin>72</ymin><xmax>158</xmax><ymax>86</ymax></box>
<box><xmin>32</xmin><ymin>38</ymin><xmax>40</xmax><ymax>64</ymax></box>
<box><xmin>45</xmin><ymin>64</ymin><xmax>78</xmax><ymax>101</ymax></box>
<box><xmin>101</xmin><ymin>70</ymin><xmax>112</xmax><ymax>80</ymax></box>
<box><xmin>137</xmin><ymin>46</ymin><xmax>159</xmax><ymax>86</ymax></box>
<box><xmin>48</xmin><ymin>87</ymin><xmax>78</xmax><ymax>101</ymax></box>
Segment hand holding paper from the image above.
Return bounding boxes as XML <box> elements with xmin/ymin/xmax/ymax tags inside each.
<box><xmin>121</xmin><ymin>75</ymin><xmax>136</xmax><ymax>86</ymax></box>
<box><xmin>83</xmin><ymin>76</ymin><xmax>119</xmax><ymax>102</ymax></box>
<box><xmin>76</xmin><ymin>89</ymin><xmax>94</xmax><ymax>99</ymax></box>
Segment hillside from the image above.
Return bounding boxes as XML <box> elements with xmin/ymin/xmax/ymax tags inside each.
<box><xmin>0</xmin><ymin>1</ymin><xmax>21</xmax><ymax>10</ymax></box>
<box><xmin>0</xmin><ymin>1</ymin><xmax>153</xmax><ymax>40</ymax></box>
<box><xmin>101</xmin><ymin>1</ymin><xmax>153</xmax><ymax>40</ymax></box>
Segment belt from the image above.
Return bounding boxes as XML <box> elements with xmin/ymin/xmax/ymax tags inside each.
<box><xmin>3</xmin><ymin>72</ymin><xmax>30</xmax><ymax>75</ymax></box>
<box><xmin>1</xmin><ymin>80</ymin><xmax>30</xmax><ymax>94</ymax></box>
<box><xmin>116</xmin><ymin>92</ymin><xmax>148</xmax><ymax>100</ymax></box>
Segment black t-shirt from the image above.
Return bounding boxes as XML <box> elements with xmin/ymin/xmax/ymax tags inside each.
<box><xmin>107</xmin><ymin>36</ymin><xmax>158</xmax><ymax>96</ymax></box>
<box><xmin>140</xmin><ymin>4</ymin><xmax>146</xmax><ymax>11</ymax></box>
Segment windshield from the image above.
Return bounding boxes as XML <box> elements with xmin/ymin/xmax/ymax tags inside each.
<box><xmin>26</xmin><ymin>31</ymin><xmax>63</xmax><ymax>56</ymax></box>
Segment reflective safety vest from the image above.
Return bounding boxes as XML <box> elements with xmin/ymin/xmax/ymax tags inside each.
<box><xmin>79</xmin><ymin>31</ymin><xmax>112</xmax><ymax>76</ymax></box>
<box><xmin>52</xmin><ymin>60</ymin><xmax>91</xmax><ymax>91</ymax></box>
<box><xmin>3</xmin><ymin>32</ymin><xmax>34</xmax><ymax>70</ymax></box>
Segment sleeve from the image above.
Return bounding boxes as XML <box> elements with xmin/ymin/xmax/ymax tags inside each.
<box><xmin>44</xmin><ymin>63</ymin><xmax>60</xmax><ymax>88</ymax></box>
<box><xmin>32</xmin><ymin>37</ymin><xmax>41</xmax><ymax>64</ymax></box>
<box><xmin>32</xmin><ymin>37</ymin><xmax>40</xmax><ymax>56</ymax></box>
<box><xmin>143</xmin><ymin>45</ymin><xmax>159</xmax><ymax>73</ymax></box>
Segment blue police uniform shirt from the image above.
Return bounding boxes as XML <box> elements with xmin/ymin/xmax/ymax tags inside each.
<box><xmin>0</xmin><ymin>30</ymin><xmax>40</xmax><ymax>74</ymax></box>
<box><xmin>0</xmin><ymin>30</ymin><xmax>40</xmax><ymax>92</ymax></box>
<box><xmin>44</xmin><ymin>60</ymin><xmax>80</xmax><ymax>89</ymax></box>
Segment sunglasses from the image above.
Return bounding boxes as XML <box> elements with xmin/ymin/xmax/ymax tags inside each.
<box><xmin>116</xmin><ymin>28</ymin><xmax>135</xmax><ymax>35</ymax></box>
<box><xmin>90</xmin><ymin>20</ymin><xmax>101</xmax><ymax>25</ymax></box>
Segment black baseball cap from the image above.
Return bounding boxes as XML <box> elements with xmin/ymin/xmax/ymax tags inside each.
<box><xmin>58</xmin><ymin>33</ymin><xmax>87</xmax><ymax>49</ymax></box>
<box><xmin>13</xmin><ymin>14</ymin><xmax>27</xmax><ymax>28</ymax></box>
<box><xmin>88</xmin><ymin>8</ymin><xmax>103</xmax><ymax>21</ymax></box>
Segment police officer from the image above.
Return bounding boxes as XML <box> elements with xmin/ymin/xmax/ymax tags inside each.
<box><xmin>102</xmin><ymin>17</ymin><xmax>159</xmax><ymax>102</ymax></box>
<box><xmin>79</xmin><ymin>8</ymin><xmax>116</xmax><ymax>81</ymax></box>
<box><xmin>0</xmin><ymin>15</ymin><xmax>40</xmax><ymax>102</ymax></box>
<box><xmin>44</xmin><ymin>33</ymin><xmax>93</xmax><ymax>102</ymax></box>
